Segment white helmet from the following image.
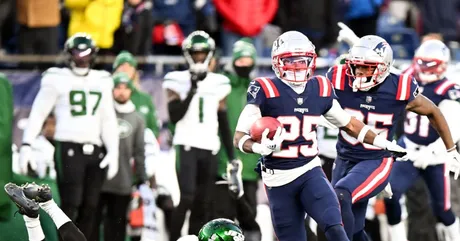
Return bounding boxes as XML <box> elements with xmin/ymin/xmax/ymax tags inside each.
<box><xmin>346</xmin><ymin>35</ymin><xmax>393</xmax><ymax>91</ymax></box>
<box><xmin>271</xmin><ymin>31</ymin><xmax>317</xmax><ymax>85</ymax></box>
<box><xmin>413</xmin><ymin>39</ymin><xmax>450</xmax><ymax>83</ymax></box>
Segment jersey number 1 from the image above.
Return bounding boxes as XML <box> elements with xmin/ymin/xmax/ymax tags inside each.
<box><xmin>404</xmin><ymin>112</ymin><xmax>430</xmax><ymax>137</ymax></box>
<box><xmin>69</xmin><ymin>90</ymin><xmax>102</xmax><ymax>116</ymax></box>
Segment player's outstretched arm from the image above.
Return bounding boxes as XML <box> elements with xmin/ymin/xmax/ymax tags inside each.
<box><xmin>406</xmin><ymin>94</ymin><xmax>456</xmax><ymax>151</ymax></box>
<box><xmin>323</xmin><ymin>100</ymin><xmax>407</xmax><ymax>156</ymax></box>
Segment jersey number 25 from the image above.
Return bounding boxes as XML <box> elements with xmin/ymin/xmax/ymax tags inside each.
<box><xmin>272</xmin><ymin>115</ymin><xmax>322</xmax><ymax>158</ymax></box>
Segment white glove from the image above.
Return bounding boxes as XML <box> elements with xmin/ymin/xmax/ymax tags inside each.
<box><xmin>445</xmin><ymin>149</ymin><xmax>460</xmax><ymax>180</ymax></box>
<box><xmin>99</xmin><ymin>153</ymin><xmax>119</xmax><ymax>180</ymax></box>
<box><xmin>227</xmin><ymin>159</ymin><xmax>244</xmax><ymax>199</ymax></box>
<box><xmin>252</xmin><ymin>127</ymin><xmax>285</xmax><ymax>156</ymax></box>
<box><xmin>412</xmin><ymin>147</ymin><xmax>438</xmax><ymax>169</ymax></box>
<box><xmin>337</xmin><ymin>22</ymin><xmax>360</xmax><ymax>46</ymax></box>
<box><xmin>18</xmin><ymin>145</ymin><xmax>37</xmax><ymax>175</ymax></box>
<box><xmin>384</xmin><ymin>140</ymin><xmax>410</xmax><ymax>161</ymax></box>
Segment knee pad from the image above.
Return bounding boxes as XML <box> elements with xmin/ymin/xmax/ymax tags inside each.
<box><xmin>335</xmin><ymin>188</ymin><xmax>352</xmax><ymax>204</ymax></box>
<box><xmin>324</xmin><ymin>224</ymin><xmax>348</xmax><ymax>241</ymax></box>
<box><xmin>434</xmin><ymin>208</ymin><xmax>456</xmax><ymax>226</ymax></box>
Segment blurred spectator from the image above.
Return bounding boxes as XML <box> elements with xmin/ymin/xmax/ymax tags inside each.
<box><xmin>65</xmin><ymin>0</ymin><xmax>123</xmax><ymax>51</ymax></box>
<box><xmin>94</xmin><ymin>72</ymin><xmax>147</xmax><ymax>241</ymax></box>
<box><xmin>214</xmin><ymin>0</ymin><xmax>278</xmax><ymax>56</ymax></box>
<box><xmin>152</xmin><ymin>0</ymin><xmax>217</xmax><ymax>55</ymax></box>
<box><xmin>343</xmin><ymin>0</ymin><xmax>383</xmax><ymax>38</ymax></box>
<box><xmin>0</xmin><ymin>0</ymin><xmax>14</xmax><ymax>53</ymax></box>
<box><xmin>275</xmin><ymin>0</ymin><xmax>340</xmax><ymax>49</ymax></box>
<box><xmin>113</xmin><ymin>0</ymin><xmax>153</xmax><ymax>55</ymax></box>
<box><xmin>416</xmin><ymin>0</ymin><xmax>458</xmax><ymax>42</ymax></box>
<box><xmin>16</xmin><ymin>0</ymin><xmax>60</xmax><ymax>54</ymax></box>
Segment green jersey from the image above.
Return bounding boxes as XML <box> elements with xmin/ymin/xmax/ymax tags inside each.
<box><xmin>0</xmin><ymin>73</ymin><xmax>13</xmax><ymax>219</ymax></box>
<box><xmin>217</xmin><ymin>71</ymin><xmax>260</xmax><ymax>181</ymax></box>
<box><xmin>130</xmin><ymin>89</ymin><xmax>160</xmax><ymax>137</ymax></box>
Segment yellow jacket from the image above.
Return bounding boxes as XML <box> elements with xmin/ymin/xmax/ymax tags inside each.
<box><xmin>65</xmin><ymin>0</ymin><xmax>123</xmax><ymax>49</ymax></box>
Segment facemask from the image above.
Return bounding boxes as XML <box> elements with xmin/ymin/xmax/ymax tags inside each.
<box><xmin>233</xmin><ymin>65</ymin><xmax>254</xmax><ymax>78</ymax></box>
<box><xmin>283</xmin><ymin>70</ymin><xmax>308</xmax><ymax>82</ymax></box>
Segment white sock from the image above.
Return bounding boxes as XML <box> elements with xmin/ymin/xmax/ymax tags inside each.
<box><xmin>39</xmin><ymin>199</ymin><xmax>71</xmax><ymax>229</ymax></box>
<box><xmin>445</xmin><ymin>217</ymin><xmax>460</xmax><ymax>241</ymax></box>
<box><xmin>389</xmin><ymin>222</ymin><xmax>407</xmax><ymax>241</ymax></box>
<box><xmin>23</xmin><ymin>215</ymin><xmax>45</xmax><ymax>241</ymax></box>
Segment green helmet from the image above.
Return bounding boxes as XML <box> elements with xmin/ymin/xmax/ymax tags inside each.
<box><xmin>198</xmin><ymin>218</ymin><xmax>245</xmax><ymax>241</ymax></box>
<box><xmin>113</xmin><ymin>51</ymin><xmax>137</xmax><ymax>70</ymax></box>
<box><xmin>64</xmin><ymin>32</ymin><xmax>98</xmax><ymax>75</ymax></box>
<box><xmin>182</xmin><ymin>31</ymin><xmax>215</xmax><ymax>81</ymax></box>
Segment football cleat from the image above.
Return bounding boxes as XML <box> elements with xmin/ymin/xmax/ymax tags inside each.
<box><xmin>22</xmin><ymin>182</ymin><xmax>52</xmax><ymax>203</ymax></box>
<box><xmin>4</xmin><ymin>183</ymin><xmax>39</xmax><ymax>218</ymax></box>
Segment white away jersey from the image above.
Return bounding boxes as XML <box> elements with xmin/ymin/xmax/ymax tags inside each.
<box><xmin>163</xmin><ymin>70</ymin><xmax>231</xmax><ymax>152</ymax></box>
<box><xmin>22</xmin><ymin>67</ymin><xmax>117</xmax><ymax>146</ymax></box>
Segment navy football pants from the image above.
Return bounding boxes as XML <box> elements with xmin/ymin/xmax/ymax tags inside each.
<box><xmin>264</xmin><ymin>166</ymin><xmax>346</xmax><ymax>241</ymax></box>
<box><xmin>384</xmin><ymin>160</ymin><xmax>455</xmax><ymax>226</ymax></box>
<box><xmin>332</xmin><ymin>157</ymin><xmax>393</xmax><ymax>240</ymax></box>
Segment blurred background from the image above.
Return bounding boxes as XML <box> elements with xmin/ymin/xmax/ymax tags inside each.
<box><xmin>1</xmin><ymin>0</ymin><xmax>460</xmax><ymax>241</ymax></box>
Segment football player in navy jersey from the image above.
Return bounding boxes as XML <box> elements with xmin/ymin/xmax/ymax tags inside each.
<box><xmin>233</xmin><ymin>31</ymin><xmax>408</xmax><ymax>241</ymax></box>
<box><xmin>325</xmin><ymin>35</ymin><xmax>460</xmax><ymax>241</ymax></box>
<box><xmin>383</xmin><ymin>40</ymin><xmax>460</xmax><ymax>241</ymax></box>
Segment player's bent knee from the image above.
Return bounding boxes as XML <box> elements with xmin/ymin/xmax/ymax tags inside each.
<box><xmin>324</xmin><ymin>224</ymin><xmax>348</xmax><ymax>241</ymax></box>
<box><xmin>320</xmin><ymin>207</ymin><xmax>343</xmax><ymax>229</ymax></box>
<box><xmin>335</xmin><ymin>188</ymin><xmax>352</xmax><ymax>204</ymax></box>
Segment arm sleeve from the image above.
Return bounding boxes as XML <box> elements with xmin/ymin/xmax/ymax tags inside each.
<box><xmin>218</xmin><ymin>109</ymin><xmax>235</xmax><ymax>160</ymax></box>
<box><xmin>22</xmin><ymin>76</ymin><xmax>59</xmax><ymax>145</ymax></box>
<box><xmin>323</xmin><ymin>99</ymin><xmax>352</xmax><ymax>128</ymax></box>
<box><xmin>134</xmin><ymin>116</ymin><xmax>147</xmax><ymax>182</ymax></box>
<box><xmin>235</xmin><ymin>104</ymin><xmax>262</xmax><ymax>134</ymax></box>
<box><xmin>100</xmin><ymin>88</ymin><xmax>119</xmax><ymax>157</ymax></box>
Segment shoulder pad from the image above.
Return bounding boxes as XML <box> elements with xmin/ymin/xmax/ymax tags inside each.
<box><xmin>435</xmin><ymin>79</ymin><xmax>458</xmax><ymax>96</ymax></box>
<box><xmin>326</xmin><ymin>64</ymin><xmax>346</xmax><ymax>90</ymax></box>
<box><xmin>164</xmin><ymin>70</ymin><xmax>188</xmax><ymax>82</ymax></box>
<box><xmin>396</xmin><ymin>72</ymin><xmax>414</xmax><ymax>101</ymax></box>
<box><xmin>253</xmin><ymin>77</ymin><xmax>279</xmax><ymax>98</ymax></box>
<box><xmin>42</xmin><ymin>67</ymin><xmax>64</xmax><ymax>76</ymax></box>
<box><xmin>313</xmin><ymin>75</ymin><xmax>332</xmax><ymax>97</ymax></box>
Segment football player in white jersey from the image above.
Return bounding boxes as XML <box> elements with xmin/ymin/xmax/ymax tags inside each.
<box><xmin>18</xmin><ymin>33</ymin><xmax>119</xmax><ymax>238</ymax></box>
<box><xmin>162</xmin><ymin>31</ymin><xmax>241</xmax><ymax>241</ymax></box>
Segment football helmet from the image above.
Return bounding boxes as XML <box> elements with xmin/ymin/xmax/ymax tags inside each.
<box><xmin>182</xmin><ymin>30</ymin><xmax>215</xmax><ymax>81</ymax></box>
<box><xmin>413</xmin><ymin>39</ymin><xmax>450</xmax><ymax>83</ymax></box>
<box><xmin>346</xmin><ymin>35</ymin><xmax>393</xmax><ymax>91</ymax></box>
<box><xmin>198</xmin><ymin>218</ymin><xmax>245</xmax><ymax>241</ymax></box>
<box><xmin>64</xmin><ymin>32</ymin><xmax>98</xmax><ymax>76</ymax></box>
<box><xmin>271</xmin><ymin>31</ymin><xmax>317</xmax><ymax>85</ymax></box>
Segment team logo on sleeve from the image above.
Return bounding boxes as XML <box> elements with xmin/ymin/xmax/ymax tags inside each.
<box><xmin>413</xmin><ymin>86</ymin><xmax>421</xmax><ymax>98</ymax></box>
<box><xmin>448</xmin><ymin>89</ymin><xmax>460</xmax><ymax>100</ymax></box>
<box><xmin>248</xmin><ymin>84</ymin><xmax>260</xmax><ymax>99</ymax></box>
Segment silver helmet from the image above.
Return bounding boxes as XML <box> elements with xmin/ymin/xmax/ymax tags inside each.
<box><xmin>271</xmin><ymin>31</ymin><xmax>317</xmax><ymax>85</ymax></box>
<box><xmin>413</xmin><ymin>39</ymin><xmax>450</xmax><ymax>83</ymax></box>
<box><xmin>346</xmin><ymin>35</ymin><xmax>393</xmax><ymax>91</ymax></box>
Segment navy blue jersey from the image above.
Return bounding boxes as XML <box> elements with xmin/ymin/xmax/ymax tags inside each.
<box><xmin>247</xmin><ymin>76</ymin><xmax>335</xmax><ymax>170</ymax></box>
<box><xmin>402</xmin><ymin>67</ymin><xmax>460</xmax><ymax>145</ymax></box>
<box><xmin>326</xmin><ymin>64</ymin><xmax>420</xmax><ymax>161</ymax></box>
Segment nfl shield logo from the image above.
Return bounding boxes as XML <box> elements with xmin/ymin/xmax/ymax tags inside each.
<box><xmin>365</xmin><ymin>96</ymin><xmax>372</xmax><ymax>103</ymax></box>
<box><xmin>297</xmin><ymin>98</ymin><xmax>304</xmax><ymax>105</ymax></box>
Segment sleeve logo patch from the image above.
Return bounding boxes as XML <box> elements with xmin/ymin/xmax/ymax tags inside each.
<box><xmin>248</xmin><ymin>84</ymin><xmax>260</xmax><ymax>99</ymax></box>
<box><xmin>448</xmin><ymin>89</ymin><xmax>460</xmax><ymax>100</ymax></box>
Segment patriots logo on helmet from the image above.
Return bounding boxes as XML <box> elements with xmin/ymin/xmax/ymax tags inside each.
<box><xmin>373</xmin><ymin>41</ymin><xmax>389</xmax><ymax>57</ymax></box>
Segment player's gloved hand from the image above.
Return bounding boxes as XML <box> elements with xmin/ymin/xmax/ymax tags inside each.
<box><xmin>412</xmin><ymin>147</ymin><xmax>437</xmax><ymax>169</ymax></box>
<box><xmin>252</xmin><ymin>127</ymin><xmax>286</xmax><ymax>156</ymax></box>
<box><xmin>99</xmin><ymin>153</ymin><xmax>119</xmax><ymax>180</ymax></box>
<box><xmin>227</xmin><ymin>159</ymin><xmax>244</xmax><ymax>199</ymax></box>
<box><xmin>445</xmin><ymin>148</ymin><xmax>460</xmax><ymax>179</ymax></box>
<box><xmin>385</xmin><ymin>140</ymin><xmax>410</xmax><ymax>161</ymax></box>
<box><xmin>19</xmin><ymin>144</ymin><xmax>37</xmax><ymax>175</ymax></box>
<box><xmin>337</xmin><ymin>22</ymin><xmax>360</xmax><ymax>46</ymax></box>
